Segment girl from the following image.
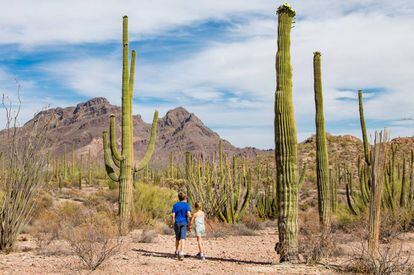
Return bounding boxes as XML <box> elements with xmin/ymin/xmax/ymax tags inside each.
<box><xmin>189</xmin><ymin>202</ymin><xmax>206</xmax><ymax>260</ymax></box>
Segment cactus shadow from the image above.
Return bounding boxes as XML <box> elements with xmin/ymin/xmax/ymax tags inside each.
<box><xmin>133</xmin><ymin>248</ymin><xmax>274</xmax><ymax>265</ymax></box>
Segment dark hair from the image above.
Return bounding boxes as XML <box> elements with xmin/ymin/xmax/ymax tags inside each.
<box><xmin>194</xmin><ymin>202</ymin><xmax>202</xmax><ymax>210</ymax></box>
<box><xmin>178</xmin><ymin>192</ymin><xmax>187</xmax><ymax>201</ymax></box>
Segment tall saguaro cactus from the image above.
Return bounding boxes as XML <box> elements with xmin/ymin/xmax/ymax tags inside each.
<box><xmin>313</xmin><ymin>52</ymin><xmax>331</xmax><ymax>230</ymax></box>
<box><xmin>368</xmin><ymin>131</ymin><xmax>388</xmax><ymax>257</ymax></box>
<box><xmin>103</xmin><ymin>16</ymin><xmax>158</xmax><ymax>233</ymax></box>
<box><xmin>358</xmin><ymin>90</ymin><xmax>370</xmax><ymax>166</ymax></box>
<box><xmin>274</xmin><ymin>3</ymin><xmax>299</xmax><ymax>262</ymax></box>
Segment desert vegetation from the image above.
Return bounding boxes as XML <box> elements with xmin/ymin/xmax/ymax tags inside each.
<box><xmin>1</xmin><ymin>3</ymin><xmax>414</xmax><ymax>275</ymax></box>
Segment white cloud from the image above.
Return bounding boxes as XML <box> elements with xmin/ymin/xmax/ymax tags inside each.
<box><xmin>2</xmin><ymin>0</ymin><xmax>414</xmax><ymax>149</ymax></box>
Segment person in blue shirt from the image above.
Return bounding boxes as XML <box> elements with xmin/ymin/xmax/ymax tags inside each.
<box><xmin>171</xmin><ymin>192</ymin><xmax>191</xmax><ymax>260</ymax></box>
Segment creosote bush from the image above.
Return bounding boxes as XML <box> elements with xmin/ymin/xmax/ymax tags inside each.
<box><xmin>132</xmin><ymin>183</ymin><xmax>176</xmax><ymax>224</ymax></box>
<box><xmin>62</xmin><ymin>211</ymin><xmax>122</xmax><ymax>270</ymax></box>
<box><xmin>348</xmin><ymin>242</ymin><xmax>412</xmax><ymax>275</ymax></box>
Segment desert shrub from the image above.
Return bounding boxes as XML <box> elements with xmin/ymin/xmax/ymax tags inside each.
<box><xmin>380</xmin><ymin>209</ymin><xmax>414</xmax><ymax>241</ymax></box>
<box><xmin>130</xmin><ymin>211</ymin><xmax>154</xmax><ymax>228</ymax></box>
<box><xmin>299</xmin><ymin>231</ymin><xmax>336</xmax><ymax>264</ymax></box>
<box><xmin>241</xmin><ymin>215</ymin><xmax>262</xmax><ymax>231</ymax></box>
<box><xmin>133</xmin><ymin>229</ymin><xmax>158</xmax><ymax>243</ymax></box>
<box><xmin>62</xmin><ymin>211</ymin><xmax>122</xmax><ymax>270</ymax></box>
<box><xmin>0</xmin><ymin>97</ymin><xmax>51</xmax><ymax>252</ymax></box>
<box><xmin>31</xmin><ymin>210</ymin><xmax>60</xmax><ymax>252</ymax></box>
<box><xmin>132</xmin><ymin>183</ymin><xmax>176</xmax><ymax>223</ymax></box>
<box><xmin>32</xmin><ymin>191</ymin><xmax>53</xmax><ymax>219</ymax></box>
<box><xmin>332</xmin><ymin>205</ymin><xmax>362</xmax><ymax>234</ymax></box>
<box><xmin>232</xmin><ymin>224</ymin><xmax>257</xmax><ymax>236</ymax></box>
<box><xmin>299</xmin><ymin>209</ymin><xmax>337</xmax><ymax>264</ymax></box>
<box><xmin>348</xmin><ymin>242</ymin><xmax>412</xmax><ymax>275</ymax></box>
<box><xmin>207</xmin><ymin>221</ymin><xmax>231</xmax><ymax>238</ymax></box>
<box><xmin>155</xmin><ymin>222</ymin><xmax>174</xmax><ymax>235</ymax></box>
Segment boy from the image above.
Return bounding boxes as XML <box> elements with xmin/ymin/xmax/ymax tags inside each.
<box><xmin>171</xmin><ymin>192</ymin><xmax>191</xmax><ymax>260</ymax></box>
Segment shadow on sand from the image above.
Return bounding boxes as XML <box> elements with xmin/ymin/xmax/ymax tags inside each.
<box><xmin>133</xmin><ymin>248</ymin><xmax>274</xmax><ymax>265</ymax></box>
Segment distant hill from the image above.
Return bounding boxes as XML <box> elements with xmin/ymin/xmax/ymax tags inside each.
<box><xmin>2</xmin><ymin>97</ymin><xmax>413</xmax><ymax>171</ymax></box>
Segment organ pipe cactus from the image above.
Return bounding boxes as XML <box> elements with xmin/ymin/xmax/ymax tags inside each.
<box><xmin>313</xmin><ymin>52</ymin><xmax>331</xmax><ymax>230</ymax></box>
<box><xmin>274</xmin><ymin>3</ymin><xmax>299</xmax><ymax>262</ymax></box>
<box><xmin>102</xmin><ymin>16</ymin><xmax>158</xmax><ymax>233</ymax></box>
<box><xmin>400</xmin><ymin>157</ymin><xmax>407</xmax><ymax>207</ymax></box>
<box><xmin>218</xmin><ymin>156</ymin><xmax>252</xmax><ymax>224</ymax></box>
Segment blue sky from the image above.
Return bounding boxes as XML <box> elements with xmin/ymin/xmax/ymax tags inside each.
<box><xmin>0</xmin><ymin>0</ymin><xmax>413</xmax><ymax>149</ymax></box>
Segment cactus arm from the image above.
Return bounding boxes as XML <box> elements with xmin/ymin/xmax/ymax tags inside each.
<box><xmin>109</xmin><ymin>115</ymin><xmax>122</xmax><ymax>167</ymax></box>
<box><xmin>236</xmin><ymin>169</ymin><xmax>252</xmax><ymax>220</ymax></box>
<box><xmin>135</xmin><ymin>110</ymin><xmax>158</xmax><ymax>171</ymax></box>
<box><xmin>103</xmin><ymin>131</ymin><xmax>120</xmax><ymax>182</ymax></box>
<box><xmin>358</xmin><ymin>90</ymin><xmax>370</xmax><ymax>165</ymax></box>
<box><xmin>345</xmin><ymin>180</ymin><xmax>358</xmax><ymax>215</ymax></box>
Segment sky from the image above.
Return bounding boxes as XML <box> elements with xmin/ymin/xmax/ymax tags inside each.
<box><xmin>0</xmin><ymin>0</ymin><xmax>413</xmax><ymax>149</ymax></box>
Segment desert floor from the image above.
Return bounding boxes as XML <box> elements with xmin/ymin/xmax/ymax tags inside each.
<box><xmin>4</xmin><ymin>226</ymin><xmax>412</xmax><ymax>275</ymax></box>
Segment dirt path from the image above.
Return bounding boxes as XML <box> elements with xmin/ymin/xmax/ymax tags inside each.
<box><xmin>0</xmin><ymin>228</ymin><xmax>338</xmax><ymax>274</ymax></box>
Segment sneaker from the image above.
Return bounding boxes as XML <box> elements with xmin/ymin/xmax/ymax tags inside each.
<box><xmin>175</xmin><ymin>250</ymin><xmax>179</xmax><ymax>256</ymax></box>
<box><xmin>200</xmin><ymin>253</ymin><xmax>206</xmax><ymax>260</ymax></box>
<box><xmin>178</xmin><ymin>251</ymin><xmax>184</xmax><ymax>261</ymax></box>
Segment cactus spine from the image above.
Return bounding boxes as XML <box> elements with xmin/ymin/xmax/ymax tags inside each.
<box><xmin>313</xmin><ymin>52</ymin><xmax>331</xmax><ymax>230</ymax></box>
<box><xmin>102</xmin><ymin>16</ymin><xmax>158</xmax><ymax>233</ymax></box>
<box><xmin>274</xmin><ymin>3</ymin><xmax>299</xmax><ymax>262</ymax></box>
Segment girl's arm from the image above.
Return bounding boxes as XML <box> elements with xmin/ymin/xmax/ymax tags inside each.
<box><xmin>189</xmin><ymin>213</ymin><xmax>195</xmax><ymax>228</ymax></box>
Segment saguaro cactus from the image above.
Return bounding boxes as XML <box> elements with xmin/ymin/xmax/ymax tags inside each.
<box><xmin>358</xmin><ymin>90</ymin><xmax>370</xmax><ymax>166</ymax></box>
<box><xmin>368</xmin><ymin>131</ymin><xmax>388</xmax><ymax>257</ymax></box>
<box><xmin>274</xmin><ymin>3</ymin><xmax>299</xmax><ymax>262</ymax></box>
<box><xmin>103</xmin><ymin>16</ymin><xmax>158</xmax><ymax>233</ymax></box>
<box><xmin>313</xmin><ymin>52</ymin><xmax>331</xmax><ymax>230</ymax></box>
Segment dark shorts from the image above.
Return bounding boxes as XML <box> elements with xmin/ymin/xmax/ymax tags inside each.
<box><xmin>174</xmin><ymin>223</ymin><xmax>188</xmax><ymax>240</ymax></box>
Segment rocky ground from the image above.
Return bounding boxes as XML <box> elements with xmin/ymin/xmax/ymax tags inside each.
<box><xmin>1</xmin><ymin>227</ymin><xmax>345</xmax><ymax>275</ymax></box>
<box><xmin>2</xmin><ymin>226</ymin><xmax>414</xmax><ymax>274</ymax></box>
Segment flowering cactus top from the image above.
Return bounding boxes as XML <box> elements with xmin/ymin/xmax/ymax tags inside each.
<box><xmin>277</xmin><ymin>3</ymin><xmax>296</xmax><ymax>17</ymax></box>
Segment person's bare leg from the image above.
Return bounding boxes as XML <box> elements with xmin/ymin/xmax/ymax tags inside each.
<box><xmin>179</xmin><ymin>239</ymin><xmax>185</xmax><ymax>253</ymax></box>
<box><xmin>175</xmin><ymin>239</ymin><xmax>179</xmax><ymax>252</ymax></box>
<box><xmin>197</xmin><ymin>236</ymin><xmax>203</xmax><ymax>253</ymax></box>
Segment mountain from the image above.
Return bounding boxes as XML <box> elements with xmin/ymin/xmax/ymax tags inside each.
<box><xmin>3</xmin><ymin>97</ymin><xmax>413</xmax><ymax>170</ymax></box>
<box><xmin>14</xmin><ymin>97</ymin><xmax>260</xmax><ymax>167</ymax></box>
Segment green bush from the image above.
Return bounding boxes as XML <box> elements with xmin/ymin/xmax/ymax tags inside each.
<box><xmin>132</xmin><ymin>182</ymin><xmax>176</xmax><ymax>222</ymax></box>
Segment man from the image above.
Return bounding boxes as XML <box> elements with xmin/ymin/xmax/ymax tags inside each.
<box><xmin>171</xmin><ymin>192</ymin><xmax>191</xmax><ymax>260</ymax></box>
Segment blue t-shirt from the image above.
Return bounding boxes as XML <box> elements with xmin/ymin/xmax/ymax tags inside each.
<box><xmin>172</xmin><ymin>201</ymin><xmax>191</xmax><ymax>225</ymax></box>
